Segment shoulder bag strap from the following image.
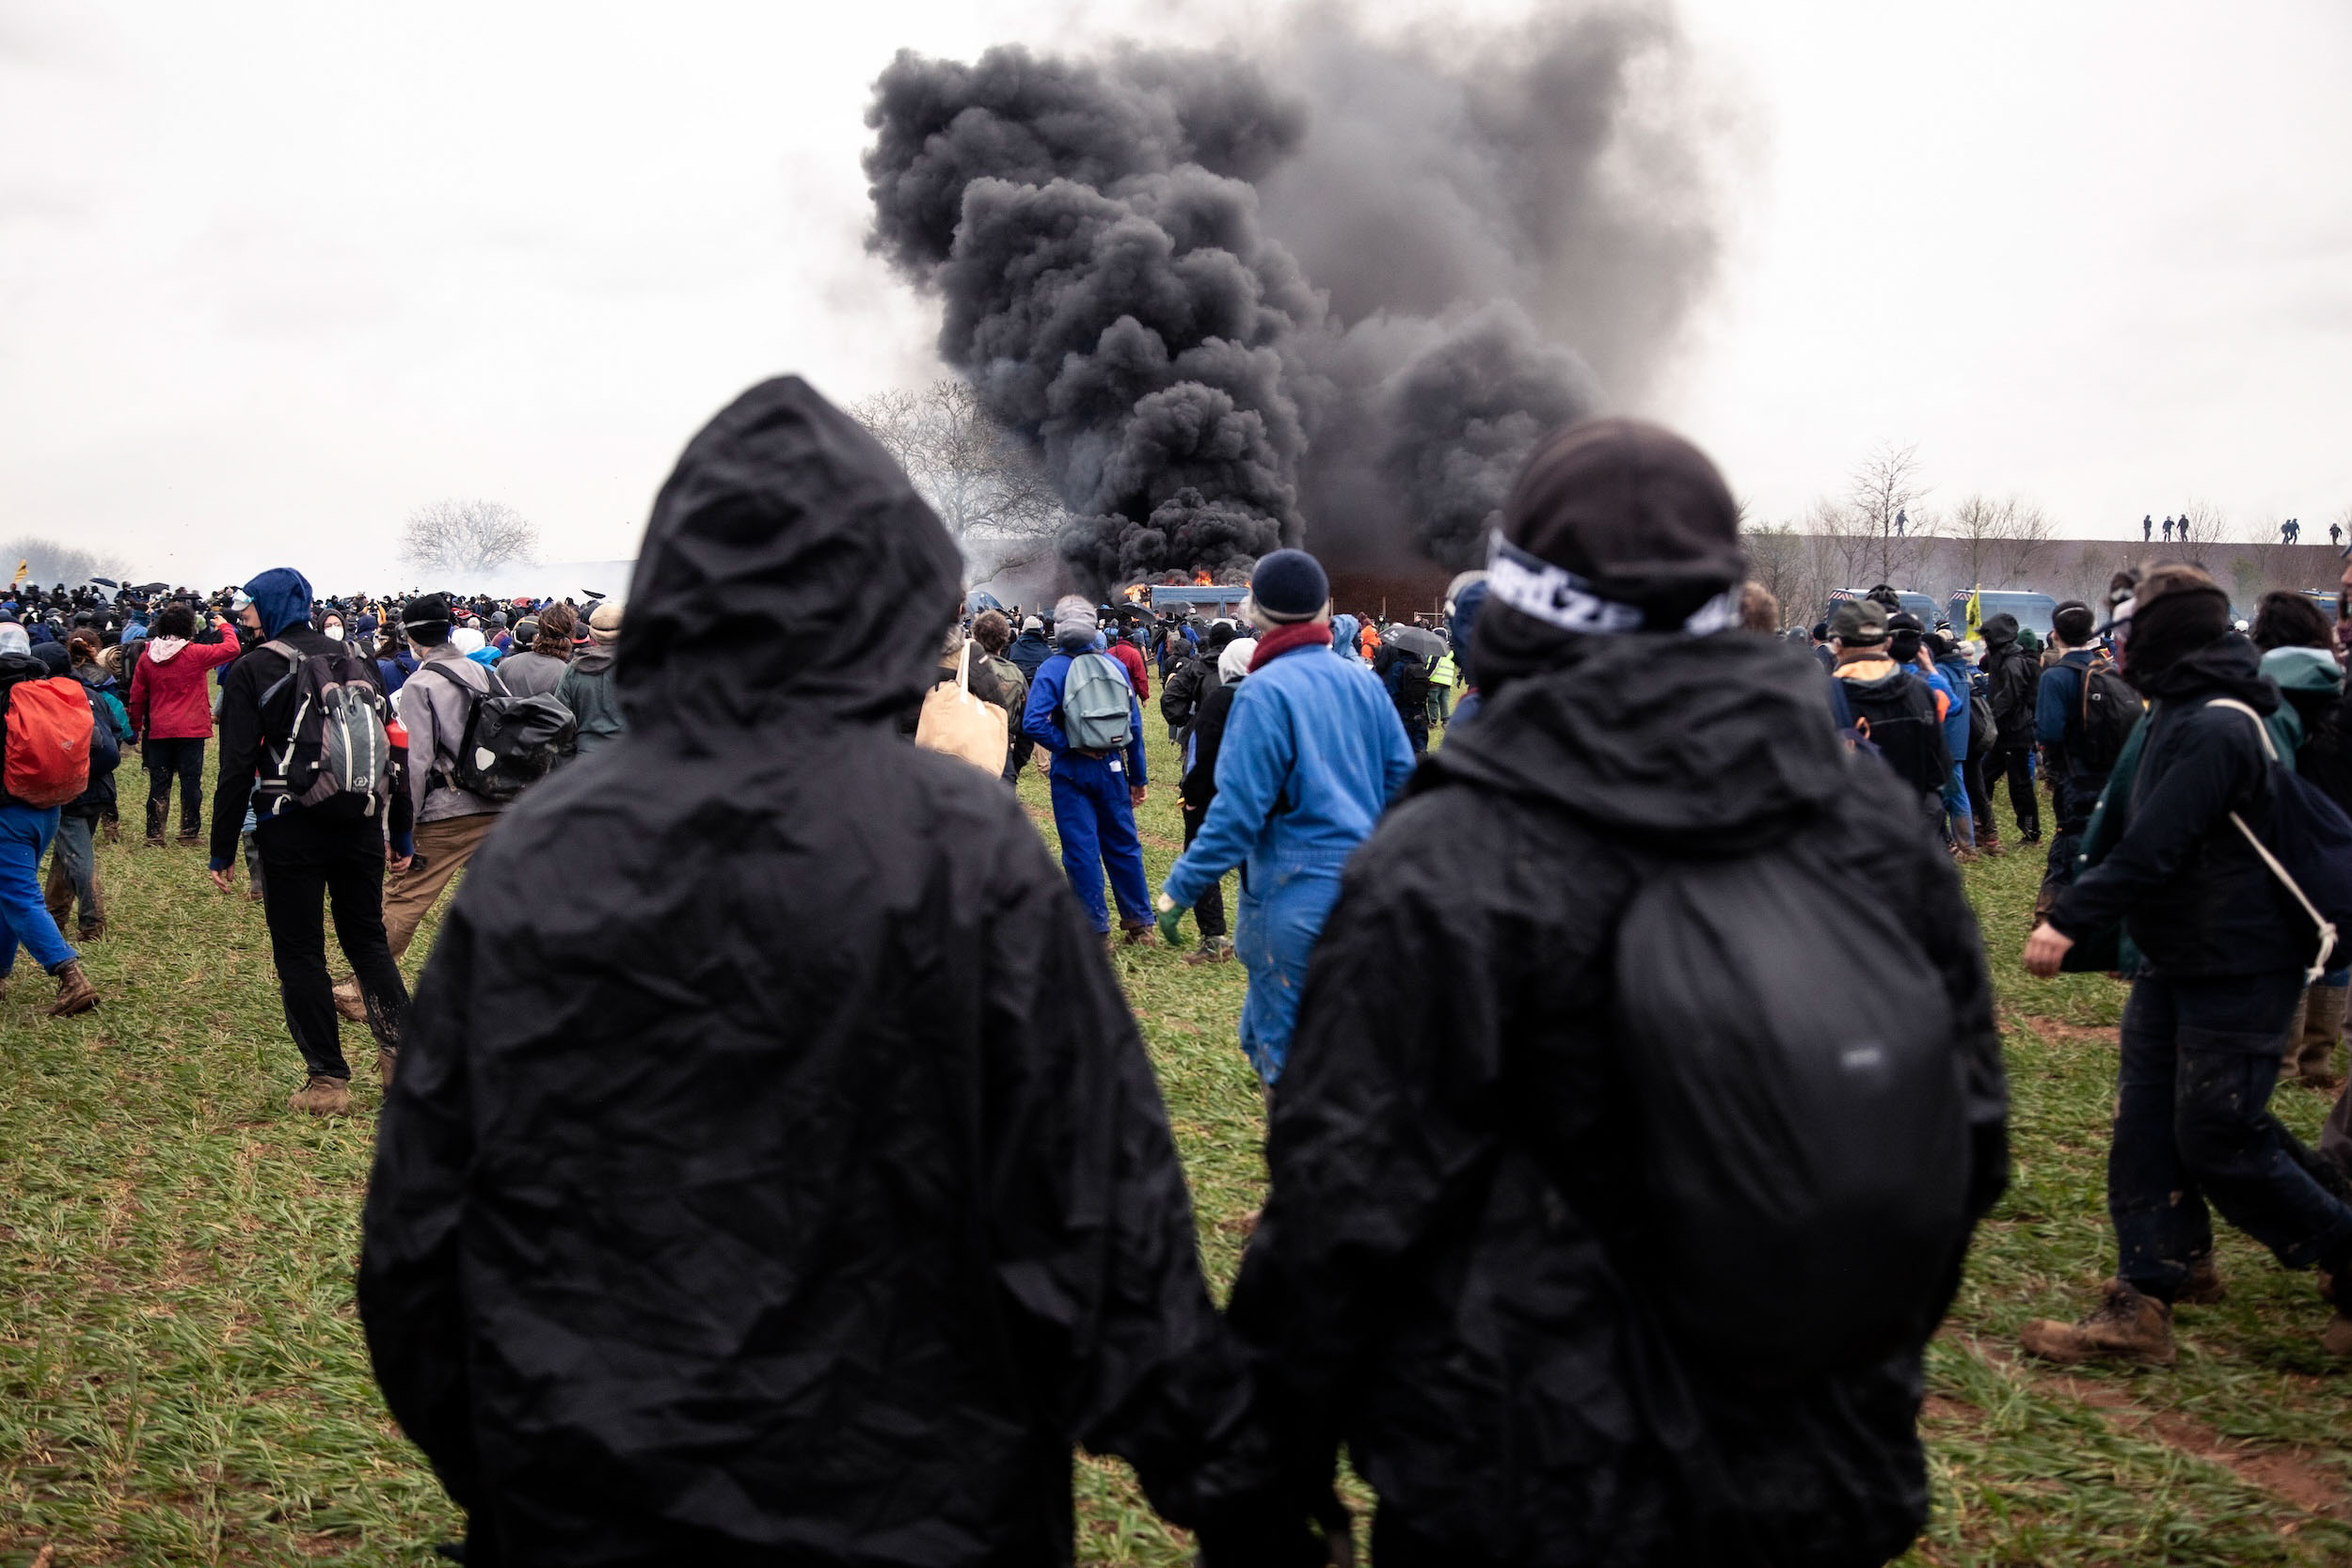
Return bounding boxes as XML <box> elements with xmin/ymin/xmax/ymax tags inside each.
<box><xmin>2205</xmin><ymin>697</ymin><xmax>2334</xmax><ymax>981</ymax></box>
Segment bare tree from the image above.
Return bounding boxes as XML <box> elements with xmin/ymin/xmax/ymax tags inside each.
<box><xmin>2169</xmin><ymin>499</ymin><xmax>2230</xmax><ymax>565</ymax></box>
<box><xmin>402</xmin><ymin>499</ymin><xmax>540</xmax><ymax>576</ymax></box>
<box><xmin>1946</xmin><ymin>494</ymin><xmax>2055</xmax><ymax>591</ymax></box>
<box><xmin>850</xmin><ymin>381</ymin><xmax>1066</xmax><ymax>578</ymax></box>
<box><xmin>1740</xmin><ymin>522</ymin><xmax>1810</xmax><ymax>629</ymax></box>
<box><xmin>1814</xmin><ymin>443</ymin><xmax>1934</xmax><ymax>589</ymax></box>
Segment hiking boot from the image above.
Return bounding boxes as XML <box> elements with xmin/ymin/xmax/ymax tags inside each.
<box><xmin>176</xmin><ymin>829</ymin><xmax>201</xmax><ymax>847</ymax></box>
<box><xmin>331</xmin><ymin>981</ymin><xmax>369</xmax><ymax>1024</ymax></box>
<box><xmin>144</xmin><ymin>800</ymin><xmax>167</xmax><ymax>847</ymax></box>
<box><xmin>45</xmin><ymin>960</ymin><xmax>99</xmax><ymax>1018</ymax></box>
<box><xmin>377</xmin><ymin>1046</ymin><xmax>399</xmax><ymax>1090</ymax></box>
<box><xmin>1185</xmin><ymin>936</ymin><xmax>1235</xmax><ymax>966</ymax></box>
<box><xmin>101</xmin><ymin>818</ymin><xmax>119</xmax><ymax>846</ymax></box>
<box><xmin>2019</xmin><ymin>1279</ymin><xmax>2176</xmax><ymax>1367</ymax></box>
<box><xmin>77</xmin><ymin>919</ymin><xmax>104</xmax><ymax>943</ymax></box>
<box><xmin>1978</xmin><ymin>835</ymin><xmax>2005</xmax><ymax>858</ymax></box>
<box><xmin>288</xmin><ymin>1075</ymin><xmax>351</xmax><ymax>1117</ymax></box>
<box><xmin>1119</xmin><ymin>924</ymin><xmax>1157</xmax><ymax>947</ymax></box>
<box><xmin>2179</xmin><ymin>1255</ymin><xmax>2227</xmax><ymax>1306</ymax></box>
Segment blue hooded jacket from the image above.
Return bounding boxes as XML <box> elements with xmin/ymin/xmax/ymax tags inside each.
<box><xmin>1160</xmin><ymin>641</ymin><xmax>1413</xmax><ymax>909</ymax></box>
<box><xmin>244</xmin><ymin>567</ymin><xmax>314</xmax><ymax>640</ymax></box>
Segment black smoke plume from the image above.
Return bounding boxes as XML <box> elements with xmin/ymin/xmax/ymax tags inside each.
<box><xmin>865</xmin><ymin>8</ymin><xmax>1723</xmax><ymax>591</ymax></box>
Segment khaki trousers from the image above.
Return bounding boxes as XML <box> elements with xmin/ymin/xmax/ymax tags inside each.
<box><xmin>333</xmin><ymin>812</ymin><xmax>495</xmax><ymax>1006</ymax></box>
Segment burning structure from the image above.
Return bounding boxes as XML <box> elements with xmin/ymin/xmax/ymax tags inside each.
<box><xmin>863</xmin><ymin>7</ymin><xmax>1724</xmax><ymax>596</ymax></box>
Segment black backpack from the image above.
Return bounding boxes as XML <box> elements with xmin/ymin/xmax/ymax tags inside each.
<box><xmin>419</xmin><ymin>663</ymin><xmax>578</xmax><ymax>802</ymax></box>
<box><xmin>1611</xmin><ymin>821</ymin><xmax>1971</xmax><ymax>1386</ymax></box>
<box><xmin>1839</xmin><ymin>673</ymin><xmax>1947</xmax><ymax>796</ymax></box>
<box><xmin>1966</xmin><ymin>689</ymin><xmax>1998</xmax><ymax>760</ymax></box>
<box><xmin>2074</xmin><ymin>657</ymin><xmax>2144</xmax><ymax>770</ymax></box>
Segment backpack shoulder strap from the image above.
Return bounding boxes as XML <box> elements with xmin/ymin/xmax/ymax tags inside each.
<box><xmin>2202</xmin><ymin>696</ymin><xmax>2278</xmax><ymax>762</ymax></box>
<box><xmin>2206</xmin><ymin>697</ymin><xmax>2333</xmax><ymax>978</ymax></box>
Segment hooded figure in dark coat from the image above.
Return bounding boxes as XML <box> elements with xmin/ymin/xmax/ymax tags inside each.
<box><xmin>358</xmin><ymin>377</ymin><xmax>1231</xmax><ymax>1566</ymax></box>
<box><xmin>1197</xmin><ymin>419</ymin><xmax>2009</xmax><ymax>1568</ymax></box>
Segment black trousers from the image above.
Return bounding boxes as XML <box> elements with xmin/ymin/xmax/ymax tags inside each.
<box><xmin>255</xmin><ymin>808</ymin><xmax>407</xmax><ymax>1080</ymax></box>
<box><xmin>143</xmin><ymin>737</ymin><xmax>206</xmax><ymax>834</ymax></box>
<box><xmin>1982</xmin><ymin>744</ymin><xmax>2040</xmax><ymax>840</ymax></box>
<box><xmin>1181</xmin><ymin>803</ymin><xmax>1227</xmax><ymax>939</ymax></box>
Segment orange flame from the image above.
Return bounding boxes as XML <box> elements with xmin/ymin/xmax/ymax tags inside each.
<box><xmin>1192</xmin><ymin>570</ymin><xmax>1213</xmax><ymax>586</ymax></box>
<box><xmin>1122</xmin><ymin>583</ymin><xmax>1149</xmax><ymax>603</ymax></box>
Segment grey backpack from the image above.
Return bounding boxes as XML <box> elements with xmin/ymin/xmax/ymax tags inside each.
<box><xmin>1061</xmin><ymin>652</ymin><xmax>1134</xmax><ymax>752</ymax></box>
<box><xmin>256</xmin><ymin>641</ymin><xmax>394</xmax><ymax>814</ymax></box>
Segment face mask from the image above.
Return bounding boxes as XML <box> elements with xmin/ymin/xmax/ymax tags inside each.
<box><xmin>324</xmin><ymin>626</ymin><xmax>343</xmax><ymax>641</ymax></box>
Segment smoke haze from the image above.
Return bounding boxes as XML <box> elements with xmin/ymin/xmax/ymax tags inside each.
<box><xmin>864</xmin><ymin>5</ymin><xmax>1724</xmax><ymax>592</ymax></box>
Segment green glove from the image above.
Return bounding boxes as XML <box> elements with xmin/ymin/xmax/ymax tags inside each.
<box><xmin>1155</xmin><ymin>898</ymin><xmax>1188</xmax><ymax>948</ymax></box>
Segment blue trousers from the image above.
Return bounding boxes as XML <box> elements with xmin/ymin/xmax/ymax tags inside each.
<box><xmin>1235</xmin><ymin>863</ymin><xmax>1343</xmax><ymax>1085</ymax></box>
<box><xmin>0</xmin><ymin>803</ymin><xmax>75</xmax><ymax>975</ymax></box>
<box><xmin>1049</xmin><ymin>754</ymin><xmax>1150</xmax><ymax>935</ymax></box>
<box><xmin>2111</xmin><ymin>968</ymin><xmax>2352</xmax><ymax>1300</ymax></box>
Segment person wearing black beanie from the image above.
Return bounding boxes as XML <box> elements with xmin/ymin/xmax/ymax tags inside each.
<box><xmin>1199</xmin><ymin>419</ymin><xmax>2005</xmax><ymax>1568</ymax></box>
<box><xmin>1153</xmin><ymin>546</ymin><xmax>1413</xmax><ymax>1085</ymax></box>
<box><xmin>2026</xmin><ymin>564</ymin><xmax>2352</xmax><ymax>1366</ymax></box>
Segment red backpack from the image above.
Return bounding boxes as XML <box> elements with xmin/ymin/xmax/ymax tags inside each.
<box><xmin>6</xmin><ymin>676</ymin><xmax>94</xmax><ymax>808</ymax></box>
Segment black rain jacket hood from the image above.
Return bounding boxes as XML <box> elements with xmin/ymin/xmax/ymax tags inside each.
<box><xmin>359</xmin><ymin>378</ymin><xmax>1230</xmax><ymax>1568</ymax></box>
<box><xmin>616</xmin><ymin>377</ymin><xmax>962</xmax><ymax>736</ymax></box>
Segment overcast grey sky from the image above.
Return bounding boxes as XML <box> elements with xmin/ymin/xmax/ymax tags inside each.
<box><xmin>3</xmin><ymin>0</ymin><xmax>2346</xmax><ymax>588</ymax></box>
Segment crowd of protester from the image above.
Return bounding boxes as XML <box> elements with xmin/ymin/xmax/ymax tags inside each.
<box><xmin>8</xmin><ymin>377</ymin><xmax>2351</xmax><ymax>1564</ymax></box>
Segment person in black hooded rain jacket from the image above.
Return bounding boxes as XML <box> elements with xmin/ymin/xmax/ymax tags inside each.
<box><xmin>358</xmin><ymin>378</ymin><xmax>1235</xmax><ymax>1568</ymax></box>
<box><xmin>2023</xmin><ymin>566</ymin><xmax>2352</xmax><ymax>1365</ymax></box>
<box><xmin>1196</xmin><ymin>420</ymin><xmax>2008</xmax><ymax>1568</ymax></box>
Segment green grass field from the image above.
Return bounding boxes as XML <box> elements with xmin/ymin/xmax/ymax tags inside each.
<box><xmin>3</xmin><ymin>730</ymin><xmax>2347</xmax><ymax>1565</ymax></box>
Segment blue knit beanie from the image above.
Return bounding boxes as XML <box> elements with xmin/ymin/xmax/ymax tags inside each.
<box><xmin>1247</xmin><ymin>549</ymin><xmax>1328</xmax><ymax>625</ymax></box>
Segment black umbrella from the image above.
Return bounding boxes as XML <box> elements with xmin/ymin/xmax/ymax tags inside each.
<box><xmin>1385</xmin><ymin>625</ymin><xmax>1445</xmax><ymax>660</ymax></box>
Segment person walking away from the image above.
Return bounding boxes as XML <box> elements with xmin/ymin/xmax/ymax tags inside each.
<box><xmin>1107</xmin><ymin>620</ymin><xmax>1152</xmax><ymax>700</ymax></box>
<box><xmin>1159</xmin><ymin>621</ymin><xmax>1232</xmax><ymax>745</ymax></box>
<box><xmin>1023</xmin><ymin>597</ymin><xmax>1155</xmax><ymax>942</ymax></box>
<box><xmin>1152</xmin><ymin>549</ymin><xmax>1413</xmax><ymax>1084</ymax></box>
<box><xmin>554</xmin><ymin>602</ymin><xmax>626</xmax><ymax>756</ymax></box>
<box><xmin>1924</xmin><ymin>630</ymin><xmax>1977</xmax><ymax>856</ymax></box>
<box><xmin>47</xmin><ymin>630</ymin><xmax>130</xmax><ymax>942</ymax></box>
<box><xmin>969</xmin><ymin>610</ymin><xmax>1029</xmax><ymax>785</ymax></box>
<box><xmin>1427</xmin><ymin>641</ymin><xmax>1455</xmax><ymax>726</ymax></box>
<box><xmin>1172</xmin><ymin>634</ymin><xmax>1256</xmax><ymax>966</ymax></box>
<box><xmin>126</xmin><ymin>600</ymin><xmax>240</xmax><ymax>847</ymax></box>
<box><xmin>1380</xmin><ymin>643</ymin><xmax>1433</xmax><ymax>754</ymax></box>
<box><xmin>1192</xmin><ymin>420</ymin><xmax>2007</xmax><ymax>1566</ymax></box>
<box><xmin>2249</xmin><ymin>590</ymin><xmax>2352</xmax><ymax>1089</ymax></box>
<box><xmin>0</xmin><ymin>623</ymin><xmax>104</xmax><ymax>1015</ymax></box>
<box><xmin>491</xmin><ymin>604</ymin><xmax>574</xmax><ymax>699</ymax></box>
<box><xmin>210</xmin><ymin>568</ymin><xmax>409</xmax><ymax>1111</ymax></box>
<box><xmin>329</xmin><ymin>594</ymin><xmax>501</xmax><ymax>1025</ymax></box>
<box><xmin>1979</xmin><ymin>613</ymin><xmax>2042</xmax><ymax>846</ymax></box>
<box><xmin>1008</xmin><ymin>615</ymin><xmax>1054</xmax><ymax>683</ymax></box>
<box><xmin>2022</xmin><ymin>567</ymin><xmax>2352</xmax><ymax>1363</ymax></box>
<box><xmin>1826</xmin><ymin>599</ymin><xmax>1950</xmax><ymax>829</ymax></box>
<box><xmin>2035</xmin><ymin>600</ymin><xmax>2134</xmax><ymax>916</ymax></box>
<box><xmin>358</xmin><ymin>378</ymin><xmax>1235</xmax><ymax>1565</ymax></box>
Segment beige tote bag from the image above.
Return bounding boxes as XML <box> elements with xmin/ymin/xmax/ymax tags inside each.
<box><xmin>915</xmin><ymin>640</ymin><xmax>1009</xmax><ymax>774</ymax></box>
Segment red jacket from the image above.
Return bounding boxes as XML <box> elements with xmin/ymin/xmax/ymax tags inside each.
<box><xmin>128</xmin><ymin>631</ymin><xmax>241</xmax><ymax>741</ymax></box>
<box><xmin>1109</xmin><ymin>639</ymin><xmax>1150</xmax><ymax>699</ymax></box>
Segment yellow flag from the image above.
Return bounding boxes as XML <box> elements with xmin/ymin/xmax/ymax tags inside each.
<box><xmin>9</xmin><ymin>561</ymin><xmax>24</xmax><ymax>587</ymax></box>
<box><xmin>1965</xmin><ymin>587</ymin><xmax>1982</xmax><ymax>638</ymax></box>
